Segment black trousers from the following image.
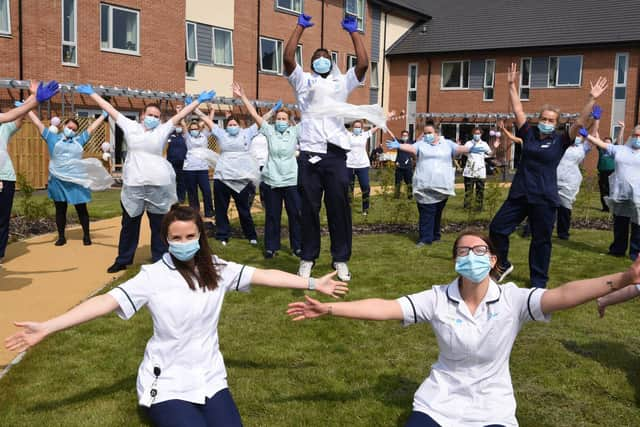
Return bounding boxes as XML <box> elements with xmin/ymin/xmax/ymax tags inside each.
<box><xmin>262</xmin><ymin>183</ymin><xmax>301</xmax><ymax>252</ymax></box>
<box><xmin>610</xmin><ymin>215</ymin><xmax>640</xmax><ymax>260</ymax></box>
<box><xmin>297</xmin><ymin>146</ymin><xmax>352</xmax><ymax>263</ymax></box>
<box><xmin>463</xmin><ymin>177</ymin><xmax>485</xmax><ymax>209</ymax></box>
<box><xmin>0</xmin><ymin>180</ymin><xmax>16</xmax><ymax>258</ymax></box>
<box><xmin>598</xmin><ymin>170</ymin><xmax>613</xmax><ymax>211</ymax></box>
<box><xmin>213</xmin><ymin>180</ymin><xmax>257</xmax><ymax>241</ymax></box>
<box><xmin>54</xmin><ymin>201</ymin><xmax>90</xmax><ymax>238</ymax></box>
<box><xmin>114</xmin><ymin>203</ymin><xmax>166</xmax><ymax>265</ymax></box>
<box><xmin>556</xmin><ymin>206</ymin><xmax>572</xmax><ymax>239</ymax></box>
<box><xmin>394</xmin><ymin>167</ymin><xmax>413</xmax><ymax>199</ymax></box>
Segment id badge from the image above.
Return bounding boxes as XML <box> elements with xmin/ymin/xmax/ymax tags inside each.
<box><xmin>308</xmin><ymin>155</ymin><xmax>322</xmax><ymax>164</ymax></box>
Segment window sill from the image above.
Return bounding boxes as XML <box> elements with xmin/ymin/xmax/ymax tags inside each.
<box><xmin>100</xmin><ymin>48</ymin><xmax>141</xmax><ymax>57</ymax></box>
<box><xmin>259</xmin><ymin>70</ymin><xmax>284</xmax><ymax>77</ymax></box>
<box><xmin>186</xmin><ymin>76</ymin><xmax>197</xmax><ymax>80</ymax></box>
<box><xmin>440</xmin><ymin>87</ymin><xmax>470</xmax><ymax>91</ymax></box>
<box><xmin>275</xmin><ymin>7</ymin><xmax>302</xmax><ymax>17</ymax></box>
<box><xmin>62</xmin><ymin>62</ymin><xmax>79</xmax><ymax>68</ymax></box>
<box><xmin>0</xmin><ymin>33</ymin><xmax>12</xmax><ymax>39</ymax></box>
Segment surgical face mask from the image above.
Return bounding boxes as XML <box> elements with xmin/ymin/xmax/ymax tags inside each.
<box><xmin>632</xmin><ymin>136</ymin><xmax>640</xmax><ymax>149</ymax></box>
<box><xmin>423</xmin><ymin>134</ymin><xmax>435</xmax><ymax>144</ymax></box>
<box><xmin>455</xmin><ymin>252</ymin><xmax>492</xmax><ymax>283</ymax></box>
<box><xmin>144</xmin><ymin>116</ymin><xmax>160</xmax><ymax>130</ymax></box>
<box><xmin>353</xmin><ymin>128</ymin><xmax>362</xmax><ymax>136</ymax></box>
<box><xmin>275</xmin><ymin>120</ymin><xmax>289</xmax><ymax>133</ymax></box>
<box><xmin>574</xmin><ymin>136</ymin><xmax>583</xmax><ymax>145</ymax></box>
<box><xmin>537</xmin><ymin>122</ymin><xmax>555</xmax><ymax>134</ymax></box>
<box><xmin>48</xmin><ymin>125</ymin><xmax>59</xmax><ymax>134</ymax></box>
<box><xmin>175</xmin><ymin>127</ymin><xmax>183</xmax><ymax>134</ymax></box>
<box><xmin>312</xmin><ymin>57</ymin><xmax>332</xmax><ymax>75</ymax></box>
<box><xmin>189</xmin><ymin>130</ymin><xmax>200</xmax><ymax>138</ymax></box>
<box><xmin>226</xmin><ymin>125</ymin><xmax>240</xmax><ymax>136</ymax></box>
<box><xmin>168</xmin><ymin>238</ymin><xmax>200</xmax><ymax>262</ymax></box>
<box><xmin>401</xmin><ymin>136</ymin><xmax>409</xmax><ymax>142</ymax></box>
<box><xmin>63</xmin><ymin>127</ymin><xmax>76</xmax><ymax>139</ymax></box>
<box><xmin>473</xmin><ymin>134</ymin><xmax>481</xmax><ymax>142</ymax></box>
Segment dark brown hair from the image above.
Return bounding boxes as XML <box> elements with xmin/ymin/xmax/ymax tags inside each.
<box><xmin>144</xmin><ymin>103</ymin><xmax>161</xmax><ymax>114</ymax></box>
<box><xmin>224</xmin><ymin>115</ymin><xmax>240</xmax><ymax>128</ymax></box>
<box><xmin>161</xmin><ymin>205</ymin><xmax>220</xmax><ymax>291</ymax></box>
<box><xmin>275</xmin><ymin>107</ymin><xmax>292</xmax><ymax>119</ymax></box>
<box><xmin>452</xmin><ymin>229</ymin><xmax>502</xmax><ymax>278</ymax></box>
<box><xmin>63</xmin><ymin>118</ymin><xmax>79</xmax><ymax>128</ymax></box>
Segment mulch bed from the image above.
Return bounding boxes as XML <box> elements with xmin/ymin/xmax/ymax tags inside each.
<box><xmin>8</xmin><ymin>216</ymin><xmax>74</xmax><ymax>243</ymax></box>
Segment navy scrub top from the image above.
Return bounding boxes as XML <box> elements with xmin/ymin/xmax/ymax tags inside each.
<box><xmin>507</xmin><ymin>122</ymin><xmax>571</xmax><ymax>207</ymax></box>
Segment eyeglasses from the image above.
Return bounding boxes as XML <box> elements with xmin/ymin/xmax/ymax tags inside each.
<box><xmin>455</xmin><ymin>245</ymin><xmax>489</xmax><ymax>257</ymax></box>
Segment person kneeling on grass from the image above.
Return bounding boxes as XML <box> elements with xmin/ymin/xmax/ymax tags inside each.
<box><xmin>4</xmin><ymin>205</ymin><xmax>347</xmax><ymax>427</ymax></box>
<box><xmin>287</xmin><ymin>229</ymin><xmax>640</xmax><ymax>427</ymax></box>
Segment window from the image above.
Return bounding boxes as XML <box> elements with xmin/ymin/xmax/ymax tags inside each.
<box><xmin>408</xmin><ymin>64</ymin><xmax>417</xmax><ymax>102</ymax></box>
<box><xmin>0</xmin><ymin>0</ymin><xmax>10</xmax><ymax>35</ymax></box>
<box><xmin>483</xmin><ymin>59</ymin><xmax>495</xmax><ymax>101</ymax></box>
<box><xmin>213</xmin><ymin>28</ymin><xmax>233</xmax><ymax>66</ymax></box>
<box><xmin>347</xmin><ymin>54</ymin><xmax>357</xmax><ymax>70</ymax></box>
<box><xmin>370</xmin><ymin>61</ymin><xmax>379</xmax><ymax>88</ymax></box>
<box><xmin>520</xmin><ymin>57</ymin><xmax>531</xmax><ymax>100</ymax></box>
<box><xmin>276</xmin><ymin>0</ymin><xmax>303</xmax><ymax>14</ymax></box>
<box><xmin>62</xmin><ymin>0</ymin><xmax>77</xmax><ymax>65</ymax></box>
<box><xmin>614</xmin><ymin>53</ymin><xmax>628</xmax><ymax>100</ymax></box>
<box><xmin>260</xmin><ymin>37</ymin><xmax>283</xmax><ymax>74</ymax></box>
<box><xmin>295</xmin><ymin>44</ymin><xmax>303</xmax><ymax>67</ymax></box>
<box><xmin>101</xmin><ymin>4</ymin><xmax>139</xmax><ymax>54</ymax></box>
<box><xmin>186</xmin><ymin>23</ymin><xmax>197</xmax><ymax>61</ymax></box>
<box><xmin>548</xmin><ymin>55</ymin><xmax>582</xmax><ymax>87</ymax></box>
<box><xmin>613</xmin><ymin>125</ymin><xmax>623</xmax><ymax>144</ymax></box>
<box><xmin>441</xmin><ymin>60</ymin><xmax>469</xmax><ymax>89</ymax></box>
<box><xmin>331</xmin><ymin>51</ymin><xmax>338</xmax><ymax>65</ymax></box>
<box><xmin>345</xmin><ymin>0</ymin><xmax>365</xmax><ymax>31</ymax></box>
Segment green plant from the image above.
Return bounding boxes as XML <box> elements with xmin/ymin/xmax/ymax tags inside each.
<box><xmin>16</xmin><ymin>173</ymin><xmax>50</xmax><ymax>220</ymax></box>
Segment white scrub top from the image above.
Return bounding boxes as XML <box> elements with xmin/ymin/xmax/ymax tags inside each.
<box><xmin>557</xmin><ymin>143</ymin><xmax>590</xmax><ymax>209</ymax></box>
<box><xmin>250</xmin><ymin>133</ymin><xmax>269</xmax><ymax>168</ymax></box>
<box><xmin>212</xmin><ymin>125</ymin><xmax>260</xmax><ymax>193</ymax></box>
<box><xmin>346</xmin><ymin>130</ymin><xmax>372</xmax><ymax>169</ymax></box>
<box><xmin>108</xmin><ymin>253</ymin><xmax>256</xmax><ymax>407</ymax></box>
<box><xmin>287</xmin><ymin>64</ymin><xmax>363</xmax><ymax>154</ymax></box>
<box><xmin>462</xmin><ymin>140</ymin><xmax>491</xmax><ymax>179</ymax></box>
<box><xmin>605</xmin><ymin>144</ymin><xmax>640</xmax><ymax>222</ymax></box>
<box><xmin>397</xmin><ymin>279</ymin><xmax>549</xmax><ymax>427</ymax></box>
<box><xmin>0</xmin><ymin>122</ymin><xmax>19</xmax><ymax>181</ymax></box>
<box><xmin>183</xmin><ymin>130</ymin><xmax>212</xmax><ymax>171</ymax></box>
<box><xmin>413</xmin><ymin>137</ymin><xmax>458</xmax><ymax>204</ymax></box>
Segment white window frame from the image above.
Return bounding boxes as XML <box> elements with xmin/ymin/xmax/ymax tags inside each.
<box><xmin>347</xmin><ymin>54</ymin><xmax>357</xmax><ymax>70</ymax></box>
<box><xmin>614</xmin><ymin>52</ymin><xmax>628</xmax><ymax>101</ymax></box>
<box><xmin>407</xmin><ymin>63</ymin><xmax>418</xmax><ymax>102</ymax></box>
<box><xmin>276</xmin><ymin>0</ymin><xmax>303</xmax><ymax>14</ymax></box>
<box><xmin>483</xmin><ymin>59</ymin><xmax>495</xmax><ymax>101</ymax></box>
<box><xmin>441</xmin><ymin>60</ymin><xmax>470</xmax><ymax>90</ymax></box>
<box><xmin>0</xmin><ymin>0</ymin><xmax>10</xmax><ymax>35</ymax></box>
<box><xmin>185</xmin><ymin>22</ymin><xmax>198</xmax><ymax>62</ymax></box>
<box><xmin>213</xmin><ymin>27</ymin><xmax>234</xmax><ymax>66</ymax></box>
<box><xmin>344</xmin><ymin>0</ymin><xmax>365</xmax><ymax>32</ymax></box>
<box><xmin>295</xmin><ymin>44</ymin><xmax>303</xmax><ymax>67</ymax></box>
<box><xmin>61</xmin><ymin>0</ymin><xmax>77</xmax><ymax>65</ymax></box>
<box><xmin>259</xmin><ymin>36</ymin><xmax>283</xmax><ymax>75</ymax></box>
<box><xmin>331</xmin><ymin>51</ymin><xmax>339</xmax><ymax>65</ymax></box>
<box><xmin>520</xmin><ymin>57</ymin><xmax>531</xmax><ymax>101</ymax></box>
<box><xmin>100</xmin><ymin>3</ymin><xmax>140</xmax><ymax>56</ymax></box>
<box><xmin>370</xmin><ymin>61</ymin><xmax>379</xmax><ymax>89</ymax></box>
<box><xmin>548</xmin><ymin>55</ymin><xmax>583</xmax><ymax>87</ymax></box>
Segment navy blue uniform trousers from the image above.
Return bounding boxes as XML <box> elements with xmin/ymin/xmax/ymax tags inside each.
<box><xmin>185</xmin><ymin>169</ymin><xmax>214</xmax><ymax>217</ymax></box>
<box><xmin>297</xmin><ymin>146</ymin><xmax>351</xmax><ymax>263</ymax></box>
<box><xmin>405</xmin><ymin>411</ymin><xmax>505</xmax><ymax>427</ymax></box>
<box><xmin>0</xmin><ymin>180</ymin><xmax>16</xmax><ymax>258</ymax></box>
<box><xmin>489</xmin><ymin>197</ymin><xmax>556</xmax><ymax>288</ymax></box>
<box><xmin>115</xmin><ymin>203</ymin><xmax>167</xmax><ymax>265</ymax></box>
<box><xmin>262</xmin><ymin>183</ymin><xmax>301</xmax><ymax>253</ymax></box>
<box><xmin>147</xmin><ymin>388</ymin><xmax>242</xmax><ymax>427</ymax></box>
<box><xmin>610</xmin><ymin>215</ymin><xmax>640</xmax><ymax>261</ymax></box>
<box><xmin>417</xmin><ymin>199</ymin><xmax>447</xmax><ymax>244</ymax></box>
<box><xmin>213</xmin><ymin>180</ymin><xmax>257</xmax><ymax>241</ymax></box>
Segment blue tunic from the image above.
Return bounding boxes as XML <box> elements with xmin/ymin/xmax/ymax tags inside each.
<box><xmin>42</xmin><ymin>129</ymin><xmax>92</xmax><ymax>204</ymax></box>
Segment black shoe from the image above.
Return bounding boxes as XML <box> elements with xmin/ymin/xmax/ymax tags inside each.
<box><xmin>83</xmin><ymin>236</ymin><xmax>92</xmax><ymax>246</ymax></box>
<box><xmin>264</xmin><ymin>250</ymin><xmax>276</xmax><ymax>259</ymax></box>
<box><xmin>606</xmin><ymin>251</ymin><xmax>625</xmax><ymax>258</ymax></box>
<box><xmin>557</xmin><ymin>235</ymin><xmax>569</xmax><ymax>240</ymax></box>
<box><xmin>55</xmin><ymin>236</ymin><xmax>67</xmax><ymax>246</ymax></box>
<box><xmin>293</xmin><ymin>248</ymin><xmax>302</xmax><ymax>258</ymax></box>
<box><xmin>107</xmin><ymin>262</ymin><xmax>127</xmax><ymax>273</ymax></box>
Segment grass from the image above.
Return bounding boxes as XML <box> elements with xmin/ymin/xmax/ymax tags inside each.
<box><xmin>1</xmin><ymin>228</ymin><xmax>639</xmax><ymax>426</ymax></box>
<box><xmin>10</xmin><ymin>188</ymin><xmax>123</xmax><ymax>221</ymax></box>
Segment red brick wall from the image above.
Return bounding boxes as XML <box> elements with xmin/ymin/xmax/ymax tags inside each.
<box><xmin>0</xmin><ymin>0</ymin><xmax>20</xmax><ymax>78</ymax></box>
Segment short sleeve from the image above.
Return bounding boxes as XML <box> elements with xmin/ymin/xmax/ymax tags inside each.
<box><xmin>510</xmin><ymin>285</ymin><xmax>550</xmax><ymax>324</ymax></box>
<box><xmin>345</xmin><ymin>67</ymin><xmax>364</xmax><ymax>93</ymax></box>
<box><xmin>116</xmin><ymin>114</ymin><xmax>137</xmax><ymax>136</ymax></box>
<box><xmin>243</xmin><ymin>124</ymin><xmax>259</xmax><ymax>142</ymax></box>
<box><xmin>107</xmin><ymin>268</ymin><xmax>154</xmax><ymax>320</ymax></box>
<box><xmin>516</xmin><ymin>122</ymin><xmax>532</xmax><ymax>140</ymax></box>
<box><xmin>447</xmin><ymin>140</ymin><xmax>458</xmax><ymax>158</ymax></box>
<box><xmin>396</xmin><ymin>289</ymin><xmax>436</xmax><ymax>326</ymax></box>
<box><xmin>76</xmin><ymin>131</ymin><xmax>91</xmax><ymax>147</ymax></box>
<box><xmin>288</xmin><ymin>64</ymin><xmax>306</xmax><ymax>94</ymax></box>
<box><xmin>606</xmin><ymin>144</ymin><xmax>619</xmax><ymax>157</ymax></box>
<box><xmin>215</xmin><ymin>258</ymin><xmax>256</xmax><ymax>293</ymax></box>
<box><xmin>211</xmin><ymin>126</ymin><xmax>227</xmax><ymax>141</ymax></box>
<box><xmin>260</xmin><ymin>121</ymin><xmax>275</xmax><ymax>138</ymax></box>
<box><xmin>41</xmin><ymin>128</ymin><xmax>59</xmax><ymax>154</ymax></box>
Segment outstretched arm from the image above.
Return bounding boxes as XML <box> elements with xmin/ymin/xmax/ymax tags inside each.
<box><xmin>596</xmin><ymin>285</ymin><xmax>640</xmax><ymax>318</ymax></box>
<box><xmin>4</xmin><ymin>294</ymin><xmax>119</xmax><ymax>353</ymax></box>
<box><xmin>570</xmin><ymin>77</ymin><xmax>608</xmax><ymax>140</ymax></box>
<box><xmin>386</xmin><ymin>139</ymin><xmax>417</xmax><ymax>155</ymax></box>
<box><xmin>586</xmin><ymin>132</ymin><xmax>611</xmax><ymax>151</ymax></box>
<box><xmin>0</xmin><ymin>81</ymin><xmax>58</xmax><ymax>123</ymax></box>
<box><xmin>194</xmin><ymin>108</ymin><xmax>216</xmax><ymax>131</ymax></box>
<box><xmin>287</xmin><ymin>295</ymin><xmax>403</xmax><ymax>321</ymax></box>
<box><xmin>344</xmin><ymin>16</ymin><xmax>369</xmax><ymax>81</ymax></box>
<box><xmin>250</xmin><ymin>269</ymin><xmax>348</xmax><ymax>299</ymax></box>
<box><xmin>86</xmin><ymin>111</ymin><xmax>108</xmax><ymax>135</ymax></box>
<box><xmin>170</xmin><ymin>91</ymin><xmax>216</xmax><ymax>126</ymax></box>
<box><xmin>507</xmin><ymin>63</ymin><xmax>526</xmax><ymax>128</ymax></box>
<box><xmin>284</xmin><ymin>14</ymin><xmax>312</xmax><ymax>76</ymax></box>
<box><xmin>232</xmin><ymin>82</ymin><xmax>264</xmax><ymax>127</ymax></box>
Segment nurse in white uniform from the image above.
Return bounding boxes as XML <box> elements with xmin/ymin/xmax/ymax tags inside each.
<box><xmin>287</xmin><ymin>230</ymin><xmax>640</xmax><ymax>427</ymax></box>
<box><xmin>346</xmin><ymin>120</ymin><xmax>379</xmax><ymax>216</ymax></box>
<box><xmin>5</xmin><ymin>205</ymin><xmax>348</xmax><ymax>427</ymax></box>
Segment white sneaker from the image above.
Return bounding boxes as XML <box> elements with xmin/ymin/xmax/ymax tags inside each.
<box><xmin>249</xmin><ymin>239</ymin><xmax>258</xmax><ymax>246</ymax></box>
<box><xmin>221</xmin><ymin>240</ymin><xmax>228</xmax><ymax>247</ymax></box>
<box><xmin>297</xmin><ymin>260</ymin><xmax>314</xmax><ymax>279</ymax></box>
<box><xmin>497</xmin><ymin>264</ymin><xmax>514</xmax><ymax>282</ymax></box>
<box><xmin>333</xmin><ymin>262</ymin><xmax>352</xmax><ymax>282</ymax></box>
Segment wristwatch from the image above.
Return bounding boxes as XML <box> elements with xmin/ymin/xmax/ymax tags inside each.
<box><xmin>307</xmin><ymin>277</ymin><xmax>316</xmax><ymax>290</ymax></box>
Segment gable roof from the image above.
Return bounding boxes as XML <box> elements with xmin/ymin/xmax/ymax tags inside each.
<box><xmin>387</xmin><ymin>0</ymin><xmax>640</xmax><ymax>55</ymax></box>
<box><xmin>372</xmin><ymin>0</ymin><xmax>430</xmax><ymax>19</ymax></box>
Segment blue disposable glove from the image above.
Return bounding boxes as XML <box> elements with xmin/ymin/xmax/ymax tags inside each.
<box><xmin>36</xmin><ymin>81</ymin><xmax>60</xmax><ymax>102</ymax></box>
<box><xmin>342</xmin><ymin>15</ymin><xmax>358</xmax><ymax>33</ymax></box>
<box><xmin>101</xmin><ymin>110</ymin><xmax>109</xmax><ymax>119</ymax></box>
<box><xmin>75</xmin><ymin>84</ymin><xmax>95</xmax><ymax>95</ymax></box>
<box><xmin>469</xmin><ymin>146</ymin><xmax>486</xmax><ymax>154</ymax></box>
<box><xmin>386</xmin><ymin>139</ymin><xmax>400</xmax><ymax>150</ymax></box>
<box><xmin>271</xmin><ymin>100</ymin><xmax>283</xmax><ymax>112</ymax></box>
<box><xmin>184</xmin><ymin>95</ymin><xmax>193</xmax><ymax>105</ymax></box>
<box><xmin>297</xmin><ymin>14</ymin><xmax>314</xmax><ymax>28</ymax></box>
<box><xmin>198</xmin><ymin>90</ymin><xmax>216</xmax><ymax>103</ymax></box>
<box><xmin>578</xmin><ymin>127</ymin><xmax>589</xmax><ymax>138</ymax></box>
<box><xmin>591</xmin><ymin>105</ymin><xmax>602</xmax><ymax>120</ymax></box>
<box><xmin>14</xmin><ymin>100</ymin><xmax>24</xmax><ymax>107</ymax></box>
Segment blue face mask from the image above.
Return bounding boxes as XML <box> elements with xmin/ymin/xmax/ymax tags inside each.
<box><xmin>353</xmin><ymin>128</ymin><xmax>362</xmax><ymax>136</ymax></box>
<box><xmin>632</xmin><ymin>137</ymin><xmax>640</xmax><ymax>149</ymax></box>
<box><xmin>455</xmin><ymin>252</ymin><xmax>492</xmax><ymax>283</ymax></box>
<box><xmin>275</xmin><ymin>120</ymin><xmax>289</xmax><ymax>133</ymax></box>
<box><xmin>144</xmin><ymin>116</ymin><xmax>160</xmax><ymax>130</ymax></box>
<box><xmin>226</xmin><ymin>125</ymin><xmax>240</xmax><ymax>136</ymax></box>
<box><xmin>63</xmin><ymin>127</ymin><xmax>76</xmax><ymax>139</ymax></box>
<box><xmin>189</xmin><ymin>130</ymin><xmax>200</xmax><ymax>138</ymax></box>
<box><xmin>312</xmin><ymin>57</ymin><xmax>332</xmax><ymax>75</ymax></box>
<box><xmin>574</xmin><ymin>137</ymin><xmax>583</xmax><ymax>145</ymax></box>
<box><xmin>423</xmin><ymin>134</ymin><xmax>435</xmax><ymax>144</ymax></box>
<box><xmin>473</xmin><ymin>134</ymin><xmax>481</xmax><ymax>142</ymax></box>
<box><xmin>168</xmin><ymin>238</ymin><xmax>200</xmax><ymax>262</ymax></box>
<box><xmin>537</xmin><ymin>122</ymin><xmax>555</xmax><ymax>134</ymax></box>
<box><xmin>175</xmin><ymin>127</ymin><xmax>183</xmax><ymax>134</ymax></box>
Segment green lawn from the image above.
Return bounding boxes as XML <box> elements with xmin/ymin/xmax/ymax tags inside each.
<box><xmin>11</xmin><ymin>188</ymin><xmax>123</xmax><ymax>221</ymax></box>
<box><xmin>1</xmin><ymin>229</ymin><xmax>639</xmax><ymax>426</ymax></box>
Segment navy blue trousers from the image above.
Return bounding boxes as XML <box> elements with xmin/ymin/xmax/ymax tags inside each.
<box><xmin>556</xmin><ymin>206</ymin><xmax>571</xmax><ymax>239</ymax></box>
<box><xmin>297</xmin><ymin>146</ymin><xmax>352</xmax><ymax>263</ymax></box>
<box><xmin>489</xmin><ymin>198</ymin><xmax>556</xmax><ymax>288</ymax></box>
<box><xmin>405</xmin><ymin>411</ymin><xmax>505</xmax><ymax>427</ymax></box>
<box><xmin>349</xmin><ymin>167</ymin><xmax>370</xmax><ymax>211</ymax></box>
<box><xmin>115</xmin><ymin>203</ymin><xmax>167</xmax><ymax>265</ymax></box>
<box><xmin>262</xmin><ymin>183</ymin><xmax>301</xmax><ymax>253</ymax></box>
<box><xmin>147</xmin><ymin>388</ymin><xmax>242</xmax><ymax>427</ymax></box>
<box><xmin>169</xmin><ymin>160</ymin><xmax>186</xmax><ymax>203</ymax></box>
<box><xmin>213</xmin><ymin>180</ymin><xmax>257</xmax><ymax>241</ymax></box>
<box><xmin>0</xmin><ymin>180</ymin><xmax>16</xmax><ymax>258</ymax></box>
<box><xmin>395</xmin><ymin>168</ymin><xmax>413</xmax><ymax>198</ymax></box>
<box><xmin>609</xmin><ymin>215</ymin><xmax>640</xmax><ymax>260</ymax></box>
<box><xmin>185</xmin><ymin>169</ymin><xmax>214</xmax><ymax>217</ymax></box>
<box><xmin>417</xmin><ymin>198</ymin><xmax>447</xmax><ymax>244</ymax></box>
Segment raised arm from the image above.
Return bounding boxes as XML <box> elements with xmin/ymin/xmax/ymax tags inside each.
<box><xmin>232</xmin><ymin>82</ymin><xmax>264</xmax><ymax>127</ymax></box>
<box><xmin>86</xmin><ymin>111</ymin><xmax>108</xmax><ymax>135</ymax></box>
<box><xmin>507</xmin><ymin>63</ymin><xmax>526</xmax><ymax>128</ymax></box>
<box><xmin>343</xmin><ymin>16</ymin><xmax>368</xmax><ymax>81</ymax></box>
<box><xmin>4</xmin><ymin>294</ymin><xmax>119</xmax><ymax>353</ymax></box>
<box><xmin>27</xmin><ymin>110</ymin><xmax>46</xmax><ymax>134</ymax></box>
<box><xmin>284</xmin><ymin>14</ymin><xmax>312</xmax><ymax>76</ymax></box>
<box><xmin>171</xmin><ymin>91</ymin><xmax>216</xmax><ymax>126</ymax></box>
<box><xmin>616</xmin><ymin>121</ymin><xmax>625</xmax><ymax>144</ymax></box>
<box><xmin>0</xmin><ymin>81</ymin><xmax>59</xmax><ymax>124</ymax></box>
<box><xmin>250</xmin><ymin>269</ymin><xmax>348</xmax><ymax>299</ymax></box>
<box><xmin>498</xmin><ymin>120</ymin><xmax>523</xmax><ymax>145</ymax></box>
<box><xmin>540</xmin><ymin>257</ymin><xmax>640</xmax><ymax>315</ymax></box>
<box><xmin>570</xmin><ymin>77</ymin><xmax>608</xmax><ymax>140</ymax></box>
<box><xmin>287</xmin><ymin>295</ymin><xmax>404</xmax><ymax>321</ymax></box>
<box><xmin>74</xmin><ymin>85</ymin><xmax>121</xmax><ymax>120</ymax></box>
<box><xmin>194</xmin><ymin>108</ymin><xmax>216</xmax><ymax>131</ymax></box>
<box><xmin>586</xmin><ymin>132</ymin><xmax>611</xmax><ymax>151</ymax></box>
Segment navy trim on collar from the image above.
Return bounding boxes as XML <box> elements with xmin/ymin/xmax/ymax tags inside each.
<box><xmin>446</xmin><ymin>285</ymin><xmax>460</xmax><ymax>304</ymax></box>
<box><xmin>486</xmin><ymin>286</ymin><xmax>502</xmax><ymax>305</ymax></box>
<box><xmin>161</xmin><ymin>253</ymin><xmax>177</xmax><ymax>270</ymax></box>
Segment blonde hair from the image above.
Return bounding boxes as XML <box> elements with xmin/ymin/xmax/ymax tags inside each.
<box><xmin>538</xmin><ymin>104</ymin><xmax>561</xmax><ymax>120</ymax></box>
